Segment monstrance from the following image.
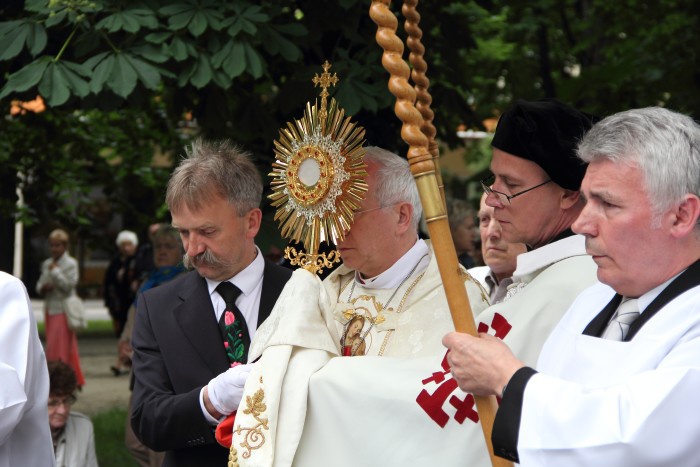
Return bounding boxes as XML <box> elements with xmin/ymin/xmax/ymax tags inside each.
<box><xmin>268</xmin><ymin>61</ymin><xmax>367</xmax><ymax>274</ymax></box>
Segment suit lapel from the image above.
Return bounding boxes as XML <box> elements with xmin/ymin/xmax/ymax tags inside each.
<box><xmin>257</xmin><ymin>260</ymin><xmax>292</xmax><ymax>327</ymax></box>
<box><xmin>173</xmin><ymin>272</ymin><xmax>229</xmax><ymax>375</ymax></box>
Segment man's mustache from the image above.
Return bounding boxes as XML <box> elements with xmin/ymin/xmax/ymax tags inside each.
<box><xmin>183</xmin><ymin>249</ymin><xmax>230</xmax><ymax>270</ymax></box>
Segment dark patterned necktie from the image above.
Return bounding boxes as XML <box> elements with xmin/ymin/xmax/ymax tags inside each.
<box><xmin>215</xmin><ymin>281</ymin><xmax>250</xmax><ymax>365</ymax></box>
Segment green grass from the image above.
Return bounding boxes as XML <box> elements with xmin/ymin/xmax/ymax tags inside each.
<box><xmin>92</xmin><ymin>407</ymin><xmax>139</xmax><ymax>467</ymax></box>
<box><xmin>37</xmin><ymin>320</ymin><xmax>115</xmax><ymax>338</ymax></box>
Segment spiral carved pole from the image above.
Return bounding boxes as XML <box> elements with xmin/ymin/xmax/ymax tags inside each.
<box><xmin>401</xmin><ymin>0</ymin><xmax>445</xmax><ymax>205</ymax></box>
<box><xmin>369</xmin><ymin>2</ymin><xmax>511</xmax><ymax>466</ymax></box>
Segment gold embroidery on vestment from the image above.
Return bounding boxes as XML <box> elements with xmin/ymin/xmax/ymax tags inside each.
<box><xmin>378</xmin><ymin>272</ymin><xmax>425</xmax><ymax>355</ymax></box>
<box><xmin>233</xmin><ymin>388</ymin><xmax>269</xmax><ymax>459</ymax></box>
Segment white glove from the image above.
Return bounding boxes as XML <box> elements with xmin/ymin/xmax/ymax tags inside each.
<box><xmin>207</xmin><ymin>363</ymin><xmax>253</xmax><ymax>415</ymax></box>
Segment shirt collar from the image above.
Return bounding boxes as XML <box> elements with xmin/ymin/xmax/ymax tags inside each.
<box><xmin>637</xmin><ymin>269</ymin><xmax>684</xmax><ymax>313</ymax></box>
<box><xmin>356</xmin><ymin>238</ymin><xmax>430</xmax><ymax>289</ymax></box>
<box><xmin>206</xmin><ymin>245</ymin><xmax>264</xmax><ymax>298</ymax></box>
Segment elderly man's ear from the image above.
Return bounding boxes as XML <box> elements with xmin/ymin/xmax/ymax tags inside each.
<box><xmin>396</xmin><ymin>202</ymin><xmax>414</xmax><ymax>233</ymax></box>
<box><xmin>669</xmin><ymin>194</ymin><xmax>700</xmax><ymax>237</ymax></box>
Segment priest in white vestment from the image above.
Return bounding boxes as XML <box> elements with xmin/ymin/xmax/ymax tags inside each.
<box><xmin>474</xmin><ymin>99</ymin><xmax>600</xmax><ymax>369</ymax></box>
<box><xmin>431</xmin><ymin>99</ymin><xmax>599</xmax><ymax>467</ymax></box>
<box><xmin>228</xmin><ymin>147</ymin><xmax>490</xmax><ymax>466</ymax></box>
<box><xmin>445</xmin><ymin>107</ymin><xmax>700</xmax><ymax>466</ymax></box>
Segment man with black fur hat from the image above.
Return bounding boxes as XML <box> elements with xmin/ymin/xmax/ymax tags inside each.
<box><xmin>468</xmin><ymin>98</ymin><xmax>601</xmax><ymax>367</ymax></box>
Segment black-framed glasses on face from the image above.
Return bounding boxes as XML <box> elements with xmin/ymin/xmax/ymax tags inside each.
<box><xmin>480</xmin><ymin>174</ymin><xmax>552</xmax><ymax>205</ymax></box>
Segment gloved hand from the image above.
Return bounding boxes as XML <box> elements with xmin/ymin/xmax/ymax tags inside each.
<box><xmin>207</xmin><ymin>363</ymin><xmax>253</xmax><ymax>415</ymax></box>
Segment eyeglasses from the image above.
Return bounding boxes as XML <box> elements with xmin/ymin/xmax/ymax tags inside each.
<box><xmin>480</xmin><ymin>174</ymin><xmax>552</xmax><ymax>205</ymax></box>
<box><xmin>48</xmin><ymin>395</ymin><xmax>77</xmax><ymax>409</ymax></box>
<box><xmin>354</xmin><ymin>205</ymin><xmax>388</xmax><ymax>216</ymax></box>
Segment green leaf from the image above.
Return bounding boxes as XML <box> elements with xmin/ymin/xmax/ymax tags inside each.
<box><xmin>0</xmin><ymin>23</ymin><xmax>28</xmax><ymax>60</ymax></box>
<box><xmin>123</xmin><ymin>54</ymin><xmax>162</xmax><ymax>90</ymax></box>
<box><xmin>62</xmin><ymin>60</ymin><xmax>92</xmax><ymax>78</ymax></box>
<box><xmin>130</xmin><ymin>44</ymin><xmax>168</xmax><ymax>63</ymax></box>
<box><xmin>121</xmin><ymin>12</ymin><xmax>141</xmax><ymax>33</ymax></box>
<box><xmin>190</xmin><ymin>55</ymin><xmax>212</xmax><ymax>88</ymax></box>
<box><xmin>189</xmin><ymin>11</ymin><xmax>208</xmax><ymax>37</ymax></box>
<box><xmin>264</xmin><ymin>28</ymin><xmax>301</xmax><ymax>61</ymax></box>
<box><xmin>158</xmin><ymin>4</ymin><xmax>193</xmax><ymax>17</ymax></box>
<box><xmin>89</xmin><ymin>54</ymin><xmax>115</xmax><ymax>94</ymax></box>
<box><xmin>225</xmin><ymin>42</ymin><xmax>246</xmax><ymax>78</ymax></box>
<box><xmin>145</xmin><ymin>32</ymin><xmax>172</xmax><ymax>44</ymax></box>
<box><xmin>241</xmin><ymin>5</ymin><xmax>268</xmax><ymax>23</ymax></box>
<box><xmin>244</xmin><ymin>43</ymin><xmax>263</xmax><ymax>78</ymax></box>
<box><xmin>107</xmin><ymin>54</ymin><xmax>138</xmax><ymax>98</ymax></box>
<box><xmin>211</xmin><ymin>40</ymin><xmax>232</xmax><ymax>68</ymax></box>
<box><xmin>38</xmin><ymin>63</ymin><xmax>71</xmax><ymax>106</ymax></box>
<box><xmin>57</xmin><ymin>62</ymin><xmax>90</xmax><ymax>98</ymax></box>
<box><xmin>95</xmin><ymin>13</ymin><xmax>122</xmax><ymax>33</ymax></box>
<box><xmin>168</xmin><ymin>11</ymin><xmax>193</xmax><ymax>31</ymax></box>
<box><xmin>170</xmin><ymin>36</ymin><xmax>189</xmax><ymax>61</ymax></box>
<box><xmin>211</xmin><ymin>69</ymin><xmax>230</xmax><ymax>88</ymax></box>
<box><xmin>82</xmin><ymin>51</ymin><xmax>110</xmax><ymax>71</ymax></box>
<box><xmin>0</xmin><ymin>57</ymin><xmax>51</xmax><ymax>100</ymax></box>
<box><xmin>177</xmin><ymin>61</ymin><xmax>195</xmax><ymax>88</ymax></box>
<box><xmin>27</xmin><ymin>22</ymin><xmax>48</xmax><ymax>56</ymax></box>
<box><xmin>0</xmin><ymin>20</ymin><xmax>23</xmax><ymax>37</ymax></box>
<box><xmin>45</xmin><ymin>11</ymin><xmax>67</xmax><ymax>28</ymax></box>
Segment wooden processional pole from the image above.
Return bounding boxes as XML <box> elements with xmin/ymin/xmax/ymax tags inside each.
<box><xmin>369</xmin><ymin>1</ymin><xmax>512</xmax><ymax>466</ymax></box>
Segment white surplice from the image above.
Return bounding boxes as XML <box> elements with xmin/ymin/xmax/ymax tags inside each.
<box><xmin>519</xmin><ymin>281</ymin><xmax>700</xmax><ymax>466</ymax></box>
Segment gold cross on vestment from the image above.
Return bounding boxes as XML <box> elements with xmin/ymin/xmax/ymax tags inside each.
<box><xmin>312</xmin><ymin>61</ymin><xmax>338</xmax><ymax>124</ymax></box>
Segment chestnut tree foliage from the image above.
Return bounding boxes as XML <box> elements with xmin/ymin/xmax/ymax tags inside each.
<box><xmin>0</xmin><ymin>0</ymin><xmax>697</xmax><ymax>271</ymax></box>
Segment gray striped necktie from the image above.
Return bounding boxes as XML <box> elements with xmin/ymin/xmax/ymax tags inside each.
<box><xmin>601</xmin><ymin>297</ymin><xmax>640</xmax><ymax>341</ymax></box>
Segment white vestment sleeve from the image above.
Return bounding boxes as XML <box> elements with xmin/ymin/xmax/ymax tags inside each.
<box><xmin>0</xmin><ymin>272</ymin><xmax>56</xmax><ymax>466</ymax></box>
<box><xmin>0</xmin><ymin>278</ymin><xmax>34</xmax><ymax>443</ymax></box>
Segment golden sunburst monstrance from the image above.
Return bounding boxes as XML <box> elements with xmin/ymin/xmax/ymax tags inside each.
<box><xmin>268</xmin><ymin>61</ymin><xmax>367</xmax><ymax>274</ymax></box>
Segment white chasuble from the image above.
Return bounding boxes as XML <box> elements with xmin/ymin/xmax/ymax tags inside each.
<box><xmin>231</xmin><ymin>242</ymin><xmax>490</xmax><ymax>466</ymax></box>
<box><xmin>518</xmin><ymin>282</ymin><xmax>700</xmax><ymax>466</ymax></box>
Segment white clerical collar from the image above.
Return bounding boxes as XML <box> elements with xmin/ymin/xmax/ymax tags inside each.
<box><xmin>206</xmin><ymin>245</ymin><xmax>264</xmax><ymax>298</ymax></box>
<box><xmin>355</xmin><ymin>238</ymin><xmax>430</xmax><ymax>289</ymax></box>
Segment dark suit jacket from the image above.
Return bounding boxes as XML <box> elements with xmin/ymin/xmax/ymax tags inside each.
<box><xmin>130</xmin><ymin>259</ymin><xmax>292</xmax><ymax>467</ymax></box>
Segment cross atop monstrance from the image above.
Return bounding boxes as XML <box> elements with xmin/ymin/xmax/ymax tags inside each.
<box><xmin>312</xmin><ymin>60</ymin><xmax>339</xmax><ymax>123</ymax></box>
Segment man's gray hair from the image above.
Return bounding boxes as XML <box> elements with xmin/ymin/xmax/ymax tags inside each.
<box><xmin>363</xmin><ymin>146</ymin><xmax>422</xmax><ymax>230</ymax></box>
<box><xmin>166</xmin><ymin>138</ymin><xmax>263</xmax><ymax>216</ymax></box>
<box><xmin>577</xmin><ymin>107</ymin><xmax>700</xmax><ymax>225</ymax></box>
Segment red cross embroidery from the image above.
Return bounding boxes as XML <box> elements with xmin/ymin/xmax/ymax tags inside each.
<box><xmin>477</xmin><ymin>312</ymin><xmax>512</xmax><ymax>339</ymax></box>
<box><xmin>416</xmin><ymin>352</ymin><xmax>479</xmax><ymax>427</ymax></box>
<box><xmin>416</xmin><ymin>314</ymin><xmax>512</xmax><ymax>428</ymax></box>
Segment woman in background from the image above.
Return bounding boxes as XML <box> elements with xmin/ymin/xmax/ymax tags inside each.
<box><xmin>37</xmin><ymin>229</ymin><xmax>85</xmax><ymax>388</ymax></box>
<box><xmin>48</xmin><ymin>360</ymin><xmax>98</xmax><ymax>467</ymax></box>
<box><xmin>104</xmin><ymin>230</ymin><xmax>139</xmax><ymax>375</ymax></box>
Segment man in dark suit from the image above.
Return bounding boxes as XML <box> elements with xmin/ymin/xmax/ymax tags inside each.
<box><xmin>130</xmin><ymin>139</ymin><xmax>292</xmax><ymax>466</ymax></box>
